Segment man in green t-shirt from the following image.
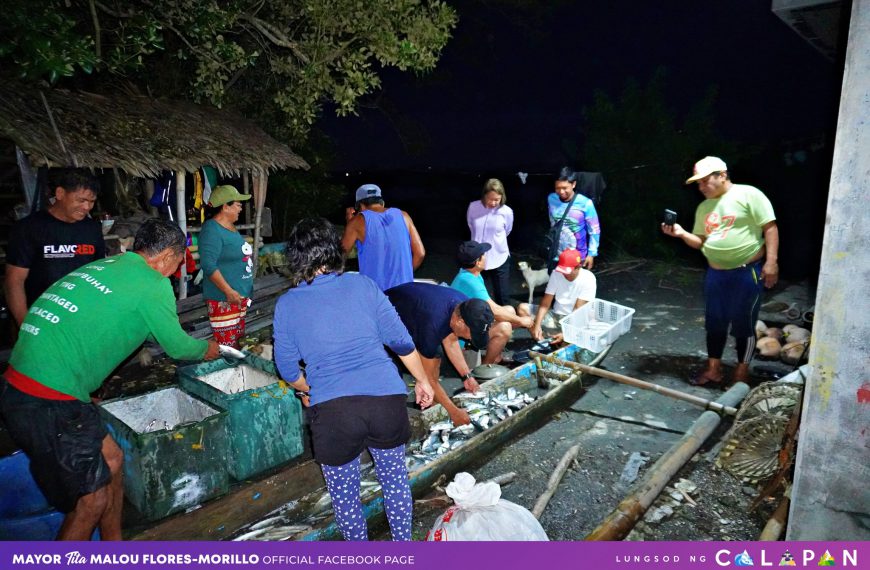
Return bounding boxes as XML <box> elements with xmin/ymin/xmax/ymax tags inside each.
<box><xmin>0</xmin><ymin>219</ymin><xmax>220</xmax><ymax>541</ymax></box>
<box><xmin>661</xmin><ymin>156</ymin><xmax>779</xmax><ymax>387</ymax></box>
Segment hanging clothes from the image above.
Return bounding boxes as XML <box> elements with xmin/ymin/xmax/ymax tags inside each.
<box><xmin>150</xmin><ymin>172</ymin><xmax>175</xmax><ymax>221</ymax></box>
<box><xmin>575</xmin><ymin>172</ymin><xmax>607</xmax><ymax>205</ymax></box>
<box><xmin>202</xmin><ymin>166</ymin><xmax>217</xmax><ymax>207</ymax></box>
<box><xmin>193</xmin><ymin>170</ymin><xmax>204</xmax><ymax>223</ymax></box>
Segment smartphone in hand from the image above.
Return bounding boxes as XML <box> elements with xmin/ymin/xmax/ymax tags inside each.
<box><xmin>663</xmin><ymin>209</ymin><xmax>678</xmax><ymax>226</ymax></box>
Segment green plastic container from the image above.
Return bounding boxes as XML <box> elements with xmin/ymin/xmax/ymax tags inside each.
<box><xmin>99</xmin><ymin>387</ymin><xmax>230</xmax><ymax>521</ymax></box>
<box><xmin>177</xmin><ymin>354</ymin><xmax>304</xmax><ymax>481</ymax></box>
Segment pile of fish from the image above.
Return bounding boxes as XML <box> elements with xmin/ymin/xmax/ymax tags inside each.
<box><xmin>406</xmin><ymin>387</ymin><xmax>536</xmax><ymax>471</ymax></box>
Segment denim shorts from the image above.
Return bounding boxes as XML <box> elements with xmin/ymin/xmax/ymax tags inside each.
<box><xmin>0</xmin><ymin>378</ymin><xmax>110</xmax><ymax>513</ymax></box>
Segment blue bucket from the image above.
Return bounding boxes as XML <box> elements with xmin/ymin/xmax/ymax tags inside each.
<box><xmin>0</xmin><ymin>451</ymin><xmax>99</xmax><ymax>540</ymax></box>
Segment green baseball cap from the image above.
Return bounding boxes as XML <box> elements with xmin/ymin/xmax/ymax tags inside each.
<box><xmin>208</xmin><ymin>185</ymin><xmax>252</xmax><ymax>207</ymax></box>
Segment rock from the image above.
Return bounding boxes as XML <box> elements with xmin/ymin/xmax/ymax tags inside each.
<box><xmin>644</xmin><ymin>505</ymin><xmax>674</xmax><ymax>523</ymax></box>
<box><xmin>675</xmin><ymin>479</ymin><xmax>698</xmax><ymax>494</ymax></box>
<box><xmin>742</xmin><ymin>486</ymin><xmax>758</xmax><ymax>496</ymax></box>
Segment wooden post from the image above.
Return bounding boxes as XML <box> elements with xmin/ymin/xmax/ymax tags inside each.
<box><xmin>145</xmin><ymin>179</ymin><xmax>158</xmax><ymax>216</ymax></box>
<box><xmin>252</xmin><ymin>173</ymin><xmax>268</xmax><ymax>274</ymax></box>
<box><xmin>176</xmin><ymin>171</ymin><xmax>188</xmax><ymax>299</ymax></box>
<box><xmin>243</xmin><ymin>169</ymin><xmax>252</xmax><ymax>229</ymax></box>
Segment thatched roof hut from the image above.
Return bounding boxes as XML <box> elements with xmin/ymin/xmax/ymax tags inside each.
<box><xmin>0</xmin><ymin>83</ymin><xmax>308</xmax><ymax>298</ymax></box>
<box><xmin>0</xmin><ymin>83</ymin><xmax>308</xmax><ymax>177</ymax></box>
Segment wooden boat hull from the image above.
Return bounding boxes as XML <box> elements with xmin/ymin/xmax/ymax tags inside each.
<box><xmin>131</xmin><ymin>343</ymin><xmax>608</xmax><ymax>541</ymax></box>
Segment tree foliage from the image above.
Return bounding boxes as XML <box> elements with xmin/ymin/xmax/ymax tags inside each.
<box><xmin>0</xmin><ymin>0</ymin><xmax>458</xmax><ymax>143</ymax></box>
<box><xmin>574</xmin><ymin>69</ymin><xmax>736</xmax><ymax>259</ymax></box>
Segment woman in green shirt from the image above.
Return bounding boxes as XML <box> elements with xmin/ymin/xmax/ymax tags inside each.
<box><xmin>199</xmin><ymin>185</ymin><xmax>254</xmax><ymax>347</ymax></box>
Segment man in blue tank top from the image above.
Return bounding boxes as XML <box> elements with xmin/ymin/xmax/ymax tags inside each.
<box><xmin>341</xmin><ymin>184</ymin><xmax>426</xmax><ymax>290</ymax></box>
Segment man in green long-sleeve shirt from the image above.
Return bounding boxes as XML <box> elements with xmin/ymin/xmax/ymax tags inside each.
<box><xmin>0</xmin><ymin>219</ymin><xmax>220</xmax><ymax>541</ymax></box>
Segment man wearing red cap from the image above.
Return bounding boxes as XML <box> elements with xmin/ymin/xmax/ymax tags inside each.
<box><xmin>662</xmin><ymin>156</ymin><xmax>778</xmax><ymax>387</ymax></box>
<box><xmin>518</xmin><ymin>248</ymin><xmax>597</xmax><ymax>341</ymax></box>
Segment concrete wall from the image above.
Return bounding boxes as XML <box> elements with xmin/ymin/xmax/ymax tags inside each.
<box><xmin>788</xmin><ymin>0</ymin><xmax>870</xmax><ymax>540</ymax></box>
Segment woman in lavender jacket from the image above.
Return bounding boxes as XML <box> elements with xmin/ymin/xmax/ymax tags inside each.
<box><xmin>466</xmin><ymin>178</ymin><xmax>514</xmax><ymax>305</ymax></box>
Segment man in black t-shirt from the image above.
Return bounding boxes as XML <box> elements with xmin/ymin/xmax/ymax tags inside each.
<box><xmin>5</xmin><ymin>170</ymin><xmax>105</xmax><ymax>328</ymax></box>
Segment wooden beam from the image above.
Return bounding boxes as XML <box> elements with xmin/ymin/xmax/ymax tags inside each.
<box><xmin>130</xmin><ymin>458</ymin><xmax>324</xmax><ymax>541</ymax></box>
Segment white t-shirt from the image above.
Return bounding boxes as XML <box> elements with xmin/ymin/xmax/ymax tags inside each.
<box><xmin>545</xmin><ymin>269</ymin><xmax>597</xmax><ymax>315</ymax></box>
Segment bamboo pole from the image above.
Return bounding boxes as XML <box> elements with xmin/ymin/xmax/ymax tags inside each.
<box><xmin>175</xmin><ymin>171</ymin><xmax>188</xmax><ymax>299</ymax></box>
<box><xmin>584</xmin><ymin>382</ymin><xmax>750</xmax><ymax>540</ymax></box>
<box><xmin>532</xmin><ymin>443</ymin><xmax>581</xmax><ymax>519</ymax></box>
<box><xmin>759</xmin><ymin>496</ymin><xmax>790</xmax><ymax>541</ymax></box>
<box><xmin>529</xmin><ymin>352</ymin><xmax>738</xmax><ymax>416</ymax></box>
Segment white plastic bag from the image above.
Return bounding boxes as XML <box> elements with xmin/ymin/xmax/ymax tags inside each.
<box><xmin>426</xmin><ymin>472</ymin><xmax>548</xmax><ymax>541</ymax></box>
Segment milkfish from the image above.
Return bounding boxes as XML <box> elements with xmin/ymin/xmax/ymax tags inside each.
<box><xmin>407</xmin><ymin>388</ymin><xmax>538</xmax><ymax>468</ymax></box>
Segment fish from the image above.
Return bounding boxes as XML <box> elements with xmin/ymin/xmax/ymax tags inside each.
<box><xmin>250</xmin><ymin>516</ymin><xmax>286</xmax><ymax>530</ymax></box>
<box><xmin>451</xmin><ymin>424</ymin><xmax>476</xmax><ymax>437</ymax></box>
<box><xmin>454</xmin><ymin>392</ymin><xmax>488</xmax><ymax>400</ymax></box>
<box><xmin>440</xmin><ymin>430</ymin><xmax>451</xmax><ymax>445</ymax></box>
<box><xmin>430</xmin><ymin>421</ymin><xmax>454</xmax><ymax>432</ymax></box>
<box><xmin>233</xmin><ymin>527</ymin><xmax>269</xmax><ymax>541</ymax></box>
<box><xmin>259</xmin><ymin>525</ymin><xmax>311</xmax><ymax>541</ymax></box>
<box><xmin>421</xmin><ymin>432</ymin><xmax>441</xmax><ymax>453</ymax></box>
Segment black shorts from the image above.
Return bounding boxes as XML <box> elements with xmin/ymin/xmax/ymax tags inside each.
<box><xmin>0</xmin><ymin>378</ymin><xmax>111</xmax><ymax>513</ymax></box>
<box><xmin>307</xmin><ymin>394</ymin><xmax>410</xmax><ymax>467</ymax></box>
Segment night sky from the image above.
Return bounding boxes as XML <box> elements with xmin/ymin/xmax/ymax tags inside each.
<box><xmin>319</xmin><ymin>0</ymin><xmax>842</xmax><ymax>173</ymax></box>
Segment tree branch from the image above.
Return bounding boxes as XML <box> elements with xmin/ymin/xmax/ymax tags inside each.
<box><xmin>164</xmin><ymin>22</ymin><xmax>228</xmax><ymax>70</ymax></box>
<box><xmin>94</xmin><ymin>0</ymin><xmax>136</xmax><ymax>18</ymax></box>
<box><xmin>238</xmin><ymin>13</ymin><xmax>309</xmax><ymax>64</ymax></box>
<box><xmin>88</xmin><ymin>0</ymin><xmax>102</xmax><ymax>59</ymax></box>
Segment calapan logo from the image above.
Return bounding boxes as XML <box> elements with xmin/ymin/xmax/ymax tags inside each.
<box><xmin>716</xmin><ymin>548</ymin><xmax>857</xmax><ymax>567</ymax></box>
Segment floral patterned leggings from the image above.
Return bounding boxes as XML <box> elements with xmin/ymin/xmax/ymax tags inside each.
<box><xmin>320</xmin><ymin>445</ymin><xmax>412</xmax><ymax>541</ymax></box>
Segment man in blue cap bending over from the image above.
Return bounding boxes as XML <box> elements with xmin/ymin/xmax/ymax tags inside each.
<box><xmin>341</xmin><ymin>184</ymin><xmax>426</xmax><ymax>291</ymax></box>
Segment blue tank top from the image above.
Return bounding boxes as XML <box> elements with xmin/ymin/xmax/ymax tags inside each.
<box><xmin>357</xmin><ymin>208</ymin><xmax>414</xmax><ymax>291</ymax></box>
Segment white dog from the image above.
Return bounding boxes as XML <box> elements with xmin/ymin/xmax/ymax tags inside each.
<box><xmin>517</xmin><ymin>261</ymin><xmax>549</xmax><ymax>304</ymax></box>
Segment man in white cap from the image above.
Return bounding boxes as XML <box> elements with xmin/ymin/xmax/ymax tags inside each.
<box><xmin>662</xmin><ymin>156</ymin><xmax>779</xmax><ymax>387</ymax></box>
<box><xmin>341</xmin><ymin>184</ymin><xmax>425</xmax><ymax>291</ymax></box>
<box><xmin>518</xmin><ymin>248</ymin><xmax>597</xmax><ymax>341</ymax></box>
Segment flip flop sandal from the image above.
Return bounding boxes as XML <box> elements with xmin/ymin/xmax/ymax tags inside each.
<box><xmin>689</xmin><ymin>371</ymin><xmax>724</xmax><ymax>387</ymax></box>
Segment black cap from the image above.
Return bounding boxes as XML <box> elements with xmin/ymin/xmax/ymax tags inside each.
<box><xmin>458</xmin><ymin>299</ymin><xmax>494</xmax><ymax>349</ymax></box>
<box><xmin>457</xmin><ymin>240</ymin><xmax>492</xmax><ymax>267</ymax></box>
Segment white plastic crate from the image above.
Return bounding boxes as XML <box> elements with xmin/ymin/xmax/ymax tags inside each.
<box><xmin>560</xmin><ymin>299</ymin><xmax>636</xmax><ymax>352</ymax></box>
